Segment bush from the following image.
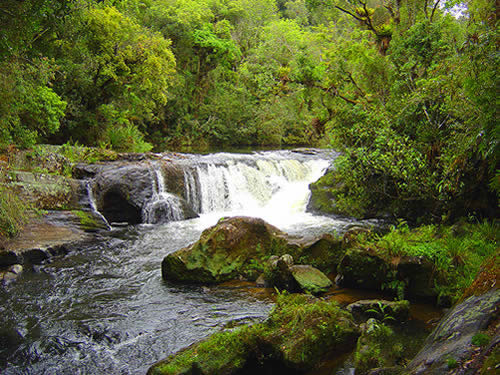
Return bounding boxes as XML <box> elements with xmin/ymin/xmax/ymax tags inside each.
<box><xmin>0</xmin><ymin>186</ymin><xmax>30</xmax><ymax>240</ymax></box>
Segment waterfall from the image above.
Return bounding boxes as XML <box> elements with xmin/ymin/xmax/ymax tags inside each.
<box><xmin>142</xmin><ymin>164</ymin><xmax>184</xmax><ymax>224</ymax></box>
<box><xmin>85</xmin><ymin>181</ymin><xmax>112</xmax><ymax>230</ymax></box>
<box><xmin>182</xmin><ymin>152</ymin><xmax>330</xmax><ymax>221</ymax></box>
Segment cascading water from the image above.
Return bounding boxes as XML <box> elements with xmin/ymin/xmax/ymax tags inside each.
<box><xmin>142</xmin><ymin>164</ymin><xmax>185</xmax><ymax>224</ymax></box>
<box><xmin>85</xmin><ymin>181</ymin><xmax>112</xmax><ymax>230</ymax></box>
<box><xmin>179</xmin><ymin>150</ymin><xmax>345</xmax><ymax>237</ymax></box>
<box><xmin>0</xmin><ymin>149</ymin><xmax>374</xmax><ymax>375</ymax></box>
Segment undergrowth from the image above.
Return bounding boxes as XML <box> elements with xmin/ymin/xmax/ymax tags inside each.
<box><xmin>357</xmin><ymin>220</ymin><xmax>499</xmax><ymax>301</ymax></box>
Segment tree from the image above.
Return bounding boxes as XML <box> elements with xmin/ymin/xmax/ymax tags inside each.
<box><xmin>53</xmin><ymin>5</ymin><xmax>176</xmax><ymax>151</ymax></box>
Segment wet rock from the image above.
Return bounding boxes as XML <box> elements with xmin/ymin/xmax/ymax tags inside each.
<box><xmin>406</xmin><ymin>288</ymin><xmax>500</xmax><ymax>375</ymax></box>
<box><xmin>91</xmin><ymin>161</ymin><xmax>196</xmax><ymax>224</ymax></box>
<box><xmin>347</xmin><ymin>299</ymin><xmax>410</xmax><ymax>323</ymax></box>
<box><xmin>396</xmin><ymin>256</ymin><xmax>438</xmax><ymax>299</ymax></box>
<box><xmin>336</xmin><ymin>248</ymin><xmax>390</xmax><ymax>290</ymax></box>
<box><xmin>148</xmin><ymin>294</ymin><xmax>359</xmax><ymax>375</ymax></box>
<box><xmin>21</xmin><ymin>248</ymin><xmax>49</xmax><ymax>264</ymax></box>
<box><xmin>1</xmin><ymin>271</ymin><xmax>18</xmax><ymax>283</ymax></box>
<box><xmin>289</xmin><ymin>265</ymin><xmax>333</xmax><ymax>295</ymax></box>
<box><xmin>298</xmin><ymin>233</ymin><xmax>344</xmax><ymax>273</ymax></box>
<box><xmin>162</xmin><ymin>217</ymin><xmax>300</xmax><ymax>283</ymax></box>
<box><xmin>0</xmin><ymin>251</ymin><xmax>20</xmax><ymax>267</ymax></box>
<box><xmin>8</xmin><ymin>264</ymin><xmax>23</xmax><ymax>275</ymax></box>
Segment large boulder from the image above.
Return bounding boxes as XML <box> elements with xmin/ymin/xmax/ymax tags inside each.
<box><xmin>297</xmin><ymin>233</ymin><xmax>344</xmax><ymax>273</ymax></box>
<box><xmin>406</xmin><ymin>288</ymin><xmax>499</xmax><ymax>374</ymax></box>
<box><xmin>91</xmin><ymin>161</ymin><xmax>196</xmax><ymax>224</ymax></box>
<box><xmin>162</xmin><ymin>217</ymin><xmax>300</xmax><ymax>283</ymax></box>
<box><xmin>148</xmin><ymin>294</ymin><xmax>360</xmax><ymax>375</ymax></box>
<box><xmin>336</xmin><ymin>248</ymin><xmax>390</xmax><ymax>290</ymax></box>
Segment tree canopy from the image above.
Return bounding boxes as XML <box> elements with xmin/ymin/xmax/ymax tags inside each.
<box><xmin>0</xmin><ymin>0</ymin><xmax>497</xmax><ymax>221</ymax></box>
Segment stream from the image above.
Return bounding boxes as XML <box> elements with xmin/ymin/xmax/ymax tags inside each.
<box><xmin>0</xmin><ymin>150</ymin><xmax>427</xmax><ymax>374</ymax></box>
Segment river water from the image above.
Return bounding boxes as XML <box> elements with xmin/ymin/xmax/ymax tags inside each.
<box><xmin>0</xmin><ymin>150</ymin><xmax>372</xmax><ymax>374</ymax></box>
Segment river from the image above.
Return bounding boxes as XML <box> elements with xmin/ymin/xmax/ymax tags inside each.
<box><xmin>0</xmin><ymin>150</ymin><xmax>377</xmax><ymax>374</ymax></box>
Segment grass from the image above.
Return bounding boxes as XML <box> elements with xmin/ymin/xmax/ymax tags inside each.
<box><xmin>0</xmin><ymin>186</ymin><xmax>31</xmax><ymax>241</ymax></box>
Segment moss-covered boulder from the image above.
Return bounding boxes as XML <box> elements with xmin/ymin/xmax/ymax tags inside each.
<box><xmin>162</xmin><ymin>217</ymin><xmax>300</xmax><ymax>283</ymax></box>
<box><xmin>297</xmin><ymin>233</ymin><xmax>344</xmax><ymax>273</ymax></box>
<box><xmin>306</xmin><ymin>170</ymin><xmax>338</xmax><ymax>215</ymax></box>
<box><xmin>396</xmin><ymin>256</ymin><xmax>438</xmax><ymax>299</ymax></box>
<box><xmin>354</xmin><ymin>319</ymin><xmax>403</xmax><ymax>375</ymax></box>
<box><xmin>336</xmin><ymin>248</ymin><xmax>390</xmax><ymax>290</ymax></box>
<box><xmin>289</xmin><ymin>265</ymin><xmax>332</xmax><ymax>295</ymax></box>
<box><xmin>148</xmin><ymin>293</ymin><xmax>360</xmax><ymax>375</ymax></box>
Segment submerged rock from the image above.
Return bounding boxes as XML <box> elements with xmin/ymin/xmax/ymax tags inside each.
<box><xmin>148</xmin><ymin>294</ymin><xmax>359</xmax><ymax>375</ymax></box>
<box><xmin>162</xmin><ymin>217</ymin><xmax>299</xmax><ymax>283</ymax></box>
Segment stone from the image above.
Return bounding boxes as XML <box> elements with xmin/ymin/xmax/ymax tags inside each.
<box><xmin>162</xmin><ymin>217</ymin><xmax>299</xmax><ymax>283</ymax></box>
<box><xmin>298</xmin><ymin>233</ymin><xmax>345</xmax><ymax>273</ymax></box>
<box><xmin>406</xmin><ymin>288</ymin><xmax>500</xmax><ymax>375</ymax></box>
<box><xmin>337</xmin><ymin>248</ymin><xmax>390</xmax><ymax>290</ymax></box>
<box><xmin>396</xmin><ymin>256</ymin><xmax>438</xmax><ymax>299</ymax></box>
<box><xmin>347</xmin><ymin>299</ymin><xmax>410</xmax><ymax>323</ymax></box>
<box><xmin>8</xmin><ymin>264</ymin><xmax>23</xmax><ymax>275</ymax></box>
<box><xmin>289</xmin><ymin>265</ymin><xmax>333</xmax><ymax>295</ymax></box>
<box><xmin>92</xmin><ymin>161</ymin><xmax>197</xmax><ymax>224</ymax></box>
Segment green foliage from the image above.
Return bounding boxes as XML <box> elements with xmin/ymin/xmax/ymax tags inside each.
<box><xmin>0</xmin><ymin>186</ymin><xmax>31</xmax><ymax>240</ymax></box>
<box><xmin>360</xmin><ymin>220</ymin><xmax>499</xmax><ymax>301</ymax></box>
<box><xmin>447</xmin><ymin>357</ymin><xmax>458</xmax><ymax>369</ymax></box>
<box><xmin>0</xmin><ymin>57</ymin><xmax>66</xmax><ymax>149</ymax></box>
<box><xmin>471</xmin><ymin>332</ymin><xmax>491</xmax><ymax>347</ymax></box>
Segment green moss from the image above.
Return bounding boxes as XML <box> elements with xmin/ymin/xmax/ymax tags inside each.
<box><xmin>72</xmin><ymin>210</ymin><xmax>99</xmax><ymax>230</ymax></box>
<box><xmin>149</xmin><ymin>293</ymin><xmax>360</xmax><ymax>375</ymax></box>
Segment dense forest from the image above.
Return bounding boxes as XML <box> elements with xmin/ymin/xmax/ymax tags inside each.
<box><xmin>0</xmin><ymin>0</ymin><xmax>498</xmax><ymax>224</ymax></box>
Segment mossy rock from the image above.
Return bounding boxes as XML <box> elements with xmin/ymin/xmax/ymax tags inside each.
<box><xmin>148</xmin><ymin>293</ymin><xmax>360</xmax><ymax>375</ymax></box>
<box><xmin>406</xmin><ymin>289</ymin><xmax>500</xmax><ymax>374</ymax></box>
<box><xmin>307</xmin><ymin>170</ymin><xmax>338</xmax><ymax>215</ymax></box>
<box><xmin>8</xmin><ymin>171</ymin><xmax>80</xmax><ymax>210</ymax></box>
<box><xmin>396</xmin><ymin>256</ymin><xmax>438</xmax><ymax>299</ymax></box>
<box><xmin>346</xmin><ymin>299</ymin><xmax>410</xmax><ymax>323</ymax></box>
<box><xmin>337</xmin><ymin>248</ymin><xmax>390</xmax><ymax>290</ymax></box>
<box><xmin>354</xmin><ymin>319</ymin><xmax>402</xmax><ymax>375</ymax></box>
<box><xmin>162</xmin><ymin>217</ymin><xmax>300</xmax><ymax>283</ymax></box>
<box><xmin>289</xmin><ymin>265</ymin><xmax>332</xmax><ymax>295</ymax></box>
<box><xmin>298</xmin><ymin>233</ymin><xmax>344</xmax><ymax>273</ymax></box>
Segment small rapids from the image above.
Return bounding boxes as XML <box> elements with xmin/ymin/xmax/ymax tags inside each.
<box><xmin>0</xmin><ymin>149</ymin><xmax>369</xmax><ymax>374</ymax></box>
